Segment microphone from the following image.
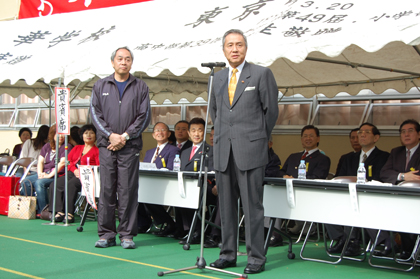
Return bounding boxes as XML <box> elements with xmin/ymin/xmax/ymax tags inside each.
<box><xmin>201</xmin><ymin>62</ymin><xmax>226</xmax><ymax>68</ymax></box>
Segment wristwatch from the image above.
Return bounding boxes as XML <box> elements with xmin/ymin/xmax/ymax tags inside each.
<box><xmin>401</xmin><ymin>173</ymin><xmax>405</xmax><ymax>181</ymax></box>
<box><xmin>122</xmin><ymin>132</ymin><xmax>129</xmax><ymax>141</ymax></box>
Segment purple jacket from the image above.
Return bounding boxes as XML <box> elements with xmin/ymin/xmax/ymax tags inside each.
<box><xmin>144</xmin><ymin>143</ymin><xmax>180</xmax><ymax>170</ymax></box>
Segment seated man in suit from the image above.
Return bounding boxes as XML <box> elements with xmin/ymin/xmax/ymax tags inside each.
<box><xmin>263</xmin><ymin>136</ymin><xmax>284</xmax><ymax>247</ymax></box>
<box><xmin>335</xmin><ymin>128</ymin><xmax>361</xmax><ymax>176</ymax></box>
<box><xmin>172</xmin><ymin>120</ymin><xmax>192</xmax><ymax>154</ymax></box>
<box><xmin>279</xmin><ymin>125</ymin><xmax>331</xmax><ymax>235</ymax></box>
<box><xmin>177</xmin><ymin>117</ymin><xmax>215</xmax><ymax>245</ymax></box>
<box><xmin>141</xmin><ymin>122</ymin><xmax>180</xmax><ymax>236</ymax></box>
<box><xmin>380</xmin><ymin>119</ymin><xmax>420</xmax><ymax>259</ymax></box>
<box><xmin>279</xmin><ymin>125</ymin><xmax>331</xmax><ymax>179</ymax></box>
<box><xmin>327</xmin><ymin>122</ymin><xmax>390</xmax><ymax>257</ymax></box>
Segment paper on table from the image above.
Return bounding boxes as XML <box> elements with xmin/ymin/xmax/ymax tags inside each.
<box><xmin>286</xmin><ymin>179</ymin><xmax>296</xmax><ymax>208</ymax></box>
<box><xmin>178</xmin><ymin>171</ymin><xmax>186</xmax><ymax>198</ymax></box>
<box><xmin>348</xmin><ymin>183</ymin><xmax>359</xmax><ymax>212</ymax></box>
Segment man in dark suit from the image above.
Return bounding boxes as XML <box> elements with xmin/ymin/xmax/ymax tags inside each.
<box><xmin>279</xmin><ymin>125</ymin><xmax>331</xmax><ymax>179</ymax></box>
<box><xmin>380</xmin><ymin>119</ymin><xmax>420</xmax><ymax>259</ymax></box>
<box><xmin>264</xmin><ymin>136</ymin><xmax>283</xmax><ymax>247</ymax></box>
<box><xmin>177</xmin><ymin>117</ymin><xmax>214</xmax><ymax>244</ymax></box>
<box><xmin>279</xmin><ymin>125</ymin><xmax>330</xmax><ymax>235</ymax></box>
<box><xmin>327</xmin><ymin>122</ymin><xmax>390</xmax><ymax>257</ymax></box>
<box><xmin>172</xmin><ymin>120</ymin><xmax>192</xmax><ymax>154</ymax></box>
<box><xmin>335</xmin><ymin>128</ymin><xmax>361</xmax><ymax>176</ymax></box>
<box><xmin>142</xmin><ymin>122</ymin><xmax>180</xmax><ymax>237</ymax></box>
<box><xmin>209</xmin><ymin>29</ymin><xmax>279</xmax><ymax>274</ymax></box>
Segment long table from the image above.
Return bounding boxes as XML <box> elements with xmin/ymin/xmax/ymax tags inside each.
<box><xmin>263</xmin><ymin>178</ymin><xmax>420</xmax><ymax>234</ymax></box>
<box><xmin>90</xmin><ymin>167</ymin><xmax>209</xmax><ymax>209</ymax></box>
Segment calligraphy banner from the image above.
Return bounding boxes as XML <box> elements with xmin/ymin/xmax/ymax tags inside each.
<box><xmin>19</xmin><ymin>0</ymin><xmax>151</xmax><ymax>19</ymax></box>
<box><xmin>1</xmin><ymin>0</ymin><xmax>419</xmax><ymax>99</ymax></box>
<box><xmin>54</xmin><ymin>87</ymin><xmax>70</xmax><ymax>135</ymax></box>
<box><xmin>79</xmin><ymin>165</ymin><xmax>97</xmax><ymax>210</ymax></box>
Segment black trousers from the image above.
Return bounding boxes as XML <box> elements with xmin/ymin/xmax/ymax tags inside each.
<box><xmin>97</xmin><ymin>147</ymin><xmax>140</xmax><ymax>240</ymax></box>
<box><xmin>49</xmin><ymin>171</ymin><xmax>81</xmax><ymax>214</ymax></box>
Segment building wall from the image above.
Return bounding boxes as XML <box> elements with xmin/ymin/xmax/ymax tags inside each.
<box><xmin>1</xmin><ymin>131</ymin><xmax>402</xmax><ymax>174</ymax></box>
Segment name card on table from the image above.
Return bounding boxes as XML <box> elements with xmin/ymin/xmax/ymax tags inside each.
<box><xmin>348</xmin><ymin>183</ymin><xmax>359</xmax><ymax>213</ymax></box>
<box><xmin>286</xmin><ymin>179</ymin><xmax>296</xmax><ymax>208</ymax></box>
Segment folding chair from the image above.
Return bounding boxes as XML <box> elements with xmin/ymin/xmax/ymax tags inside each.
<box><xmin>0</xmin><ymin>156</ymin><xmax>16</xmax><ymax>174</ymax></box>
<box><xmin>300</xmin><ymin>176</ymin><xmax>368</xmax><ymax>264</ymax></box>
<box><xmin>5</xmin><ymin>157</ymin><xmax>35</xmax><ymax>177</ymax></box>
<box><xmin>366</xmin><ymin>180</ymin><xmax>420</xmax><ymax>271</ymax></box>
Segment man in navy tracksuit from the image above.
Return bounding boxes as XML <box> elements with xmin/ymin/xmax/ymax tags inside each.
<box><xmin>91</xmin><ymin>47</ymin><xmax>151</xmax><ymax>249</ymax></box>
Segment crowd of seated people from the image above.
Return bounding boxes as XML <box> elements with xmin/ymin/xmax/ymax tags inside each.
<box><xmin>138</xmin><ymin>118</ymin><xmax>221</xmax><ymax>248</ymax></box>
<box><xmin>48</xmin><ymin>124</ymin><xmax>99</xmax><ymax>223</ymax></box>
<box><xmin>20</xmin><ymin>125</ymin><xmax>73</xmax><ymax>216</ymax></box>
<box><xmin>274</xmin><ymin>120</ymin><xmax>420</xmax><ymax>260</ymax></box>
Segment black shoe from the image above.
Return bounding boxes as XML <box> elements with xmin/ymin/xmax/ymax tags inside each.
<box><xmin>204</xmin><ymin>235</ymin><xmax>220</xmax><ymax>248</ymax></box>
<box><xmin>167</xmin><ymin>229</ymin><xmax>188</xmax><ymax>239</ymax></box>
<box><xmin>327</xmin><ymin>237</ymin><xmax>345</xmax><ymax>253</ymax></box>
<box><xmin>269</xmin><ymin>235</ymin><xmax>283</xmax><ymax>247</ymax></box>
<box><xmin>344</xmin><ymin>242</ymin><xmax>361</xmax><ymax>257</ymax></box>
<box><xmin>372</xmin><ymin>246</ymin><xmax>392</xmax><ymax>257</ymax></box>
<box><xmin>244</xmin><ymin>263</ymin><xmax>265</xmax><ymax>274</ymax></box>
<box><xmin>399</xmin><ymin>251</ymin><xmax>411</xmax><ymax>260</ymax></box>
<box><xmin>54</xmin><ymin>212</ymin><xmax>65</xmax><ymax>222</ymax></box>
<box><xmin>209</xmin><ymin>259</ymin><xmax>236</xmax><ymax>269</ymax></box>
<box><xmin>153</xmin><ymin>224</ymin><xmax>176</xmax><ymax>237</ymax></box>
<box><xmin>179</xmin><ymin>232</ymin><xmax>200</xmax><ymax>245</ymax></box>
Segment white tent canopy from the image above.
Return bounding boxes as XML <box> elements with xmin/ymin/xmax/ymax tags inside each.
<box><xmin>1</xmin><ymin>0</ymin><xmax>419</xmax><ymax>103</ymax></box>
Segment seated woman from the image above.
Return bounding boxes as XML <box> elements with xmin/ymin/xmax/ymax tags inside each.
<box><xmin>49</xmin><ymin>124</ymin><xmax>99</xmax><ymax>223</ymax></box>
<box><xmin>12</xmin><ymin>127</ymin><xmax>32</xmax><ymax>157</ymax></box>
<box><xmin>20</xmin><ymin>125</ymin><xmax>73</xmax><ymax>215</ymax></box>
<box><xmin>19</xmin><ymin>125</ymin><xmax>50</xmax><ymax>176</ymax></box>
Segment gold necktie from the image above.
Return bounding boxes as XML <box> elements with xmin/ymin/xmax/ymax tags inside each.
<box><xmin>228</xmin><ymin>68</ymin><xmax>238</xmax><ymax>105</ymax></box>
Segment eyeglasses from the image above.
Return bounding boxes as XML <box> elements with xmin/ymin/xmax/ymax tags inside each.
<box><xmin>401</xmin><ymin>128</ymin><xmax>416</xmax><ymax>134</ymax></box>
<box><xmin>154</xmin><ymin>129</ymin><xmax>167</xmax><ymax>133</ymax></box>
<box><xmin>357</xmin><ymin>130</ymin><xmax>372</xmax><ymax>135</ymax></box>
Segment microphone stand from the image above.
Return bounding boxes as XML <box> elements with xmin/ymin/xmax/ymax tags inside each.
<box><xmin>157</xmin><ymin>65</ymin><xmax>247</xmax><ymax>278</ymax></box>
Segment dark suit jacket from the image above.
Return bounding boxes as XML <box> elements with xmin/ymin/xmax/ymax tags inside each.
<box><xmin>210</xmin><ymin>61</ymin><xmax>279</xmax><ymax>171</ymax></box>
<box><xmin>279</xmin><ymin>150</ymin><xmax>331</xmax><ymax>179</ymax></box>
<box><xmin>143</xmin><ymin>143</ymin><xmax>180</xmax><ymax>170</ymax></box>
<box><xmin>172</xmin><ymin>140</ymin><xmax>192</xmax><ymax>155</ymax></box>
<box><xmin>337</xmin><ymin>147</ymin><xmax>389</xmax><ymax>181</ymax></box>
<box><xmin>180</xmin><ymin>143</ymin><xmax>214</xmax><ymax>172</ymax></box>
<box><xmin>265</xmin><ymin>148</ymin><xmax>282</xmax><ymax>177</ymax></box>
<box><xmin>335</xmin><ymin>151</ymin><xmax>355</xmax><ymax>177</ymax></box>
<box><xmin>380</xmin><ymin>145</ymin><xmax>420</xmax><ymax>184</ymax></box>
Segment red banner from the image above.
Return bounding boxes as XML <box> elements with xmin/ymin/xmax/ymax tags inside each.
<box><xmin>19</xmin><ymin>0</ymin><xmax>151</xmax><ymax>19</ymax></box>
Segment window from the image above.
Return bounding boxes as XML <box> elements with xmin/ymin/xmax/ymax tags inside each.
<box><xmin>368</xmin><ymin>99</ymin><xmax>420</xmax><ymax>126</ymax></box>
<box><xmin>313</xmin><ymin>101</ymin><xmax>369</xmax><ymax>127</ymax></box>
<box><xmin>186</xmin><ymin>105</ymin><xmax>213</xmax><ymax>124</ymax></box>
<box><xmin>0</xmin><ymin>109</ymin><xmax>15</xmax><ymax>126</ymax></box>
<box><xmin>15</xmin><ymin>110</ymin><xmax>38</xmax><ymax>126</ymax></box>
<box><xmin>150</xmin><ymin>106</ymin><xmax>181</xmax><ymax>126</ymax></box>
<box><xmin>276</xmin><ymin>103</ymin><xmax>311</xmax><ymax>126</ymax></box>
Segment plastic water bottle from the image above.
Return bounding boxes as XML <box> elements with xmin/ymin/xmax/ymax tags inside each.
<box><xmin>173</xmin><ymin>154</ymin><xmax>181</xmax><ymax>172</ymax></box>
<box><xmin>357</xmin><ymin>163</ymin><xmax>366</xmax><ymax>184</ymax></box>
<box><xmin>298</xmin><ymin>160</ymin><xmax>306</xmax><ymax>179</ymax></box>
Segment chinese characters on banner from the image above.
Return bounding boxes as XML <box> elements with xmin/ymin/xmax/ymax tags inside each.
<box><xmin>54</xmin><ymin>87</ymin><xmax>70</xmax><ymax>135</ymax></box>
<box><xmin>79</xmin><ymin>166</ymin><xmax>97</xmax><ymax>210</ymax></box>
